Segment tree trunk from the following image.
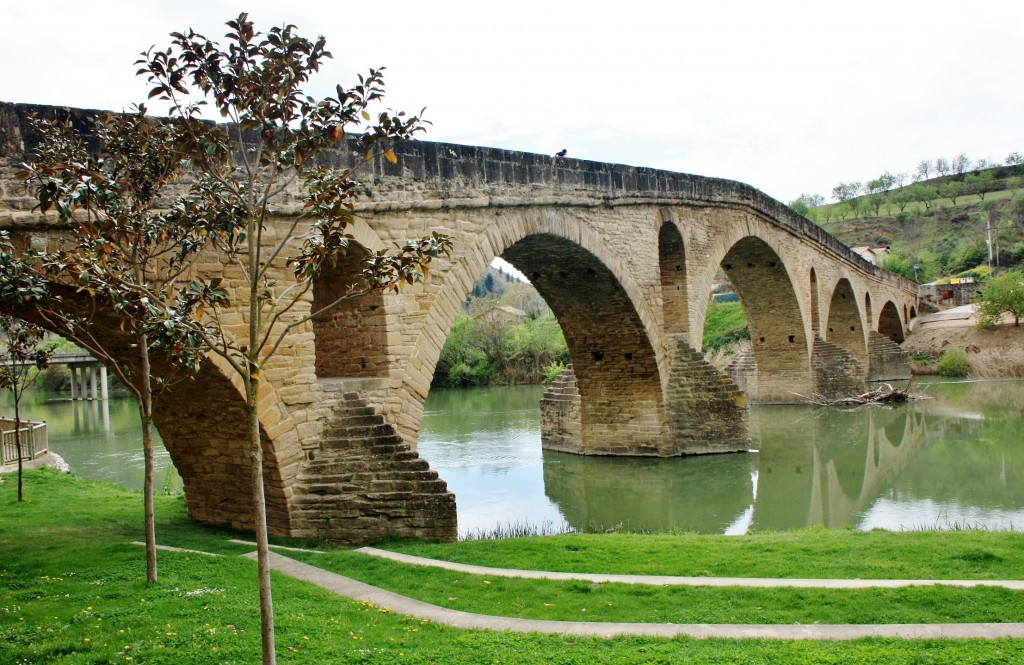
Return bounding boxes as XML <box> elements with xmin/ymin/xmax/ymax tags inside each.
<box><xmin>14</xmin><ymin>395</ymin><xmax>23</xmax><ymax>502</ymax></box>
<box><xmin>138</xmin><ymin>334</ymin><xmax>158</xmax><ymax>583</ymax></box>
<box><xmin>247</xmin><ymin>376</ymin><xmax>276</xmax><ymax>665</ymax></box>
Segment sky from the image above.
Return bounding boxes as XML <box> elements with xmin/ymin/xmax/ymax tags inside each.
<box><xmin>4</xmin><ymin>1</ymin><xmax>1023</xmax><ymax>204</ymax></box>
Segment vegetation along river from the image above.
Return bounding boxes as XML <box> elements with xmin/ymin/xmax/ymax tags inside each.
<box><xmin>4</xmin><ymin>379</ymin><xmax>1023</xmax><ymax>538</ymax></box>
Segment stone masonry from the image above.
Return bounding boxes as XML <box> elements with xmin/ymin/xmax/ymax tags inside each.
<box><xmin>0</xmin><ymin>102</ymin><xmax>918</xmax><ymax>542</ymax></box>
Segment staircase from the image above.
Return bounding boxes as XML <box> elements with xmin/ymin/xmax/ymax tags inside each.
<box><xmin>811</xmin><ymin>338</ymin><xmax>865</xmax><ymax>399</ymax></box>
<box><xmin>667</xmin><ymin>336</ymin><xmax>750</xmax><ymax>454</ymax></box>
<box><xmin>289</xmin><ymin>387</ymin><xmax>456</xmax><ymax>544</ymax></box>
<box><xmin>867</xmin><ymin>331</ymin><xmax>912</xmax><ymax>381</ymax></box>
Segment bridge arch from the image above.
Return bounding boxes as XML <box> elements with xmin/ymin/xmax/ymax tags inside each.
<box><xmin>0</xmin><ymin>283</ymin><xmax>298</xmax><ymax>534</ymax></box>
<box><xmin>659</xmin><ymin>220</ymin><xmax>689</xmax><ymax>336</ymax></box>
<box><xmin>810</xmin><ymin>268</ymin><xmax>821</xmax><ymax>338</ymax></box>
<box><xmin>878</xmin><ymin>301</ymin><xmax>905</xmax><ymax>342</ymax></box>
<box><xmin>714</xmin><ymin>235</ymin><xmax>811</xmax><ymax>402</ymax></box>
<box><xmin>825</xmin><ymin>278</ymin><xmax>867</xmax><ymax>365</ymax></box>
<box><xmin>396</xmin><ymin>208</ymin><xmax>667</xmax><ymax>453</ymax></box>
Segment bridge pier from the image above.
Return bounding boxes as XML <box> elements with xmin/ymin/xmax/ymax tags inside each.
<box><xmin>540</xmin><ymin>337</ymin><xmax>750</xmax><ymax>457</ymax></box>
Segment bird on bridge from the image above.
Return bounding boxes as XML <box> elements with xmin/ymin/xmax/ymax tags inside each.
<box><xmin>554</xmin><ymin>148</ymin><xmax>567</xmax><ymax>158</ymax></box>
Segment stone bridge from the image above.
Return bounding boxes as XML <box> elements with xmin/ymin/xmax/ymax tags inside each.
<box><xmin>0</xmin><ymin>103</ymin><xmax>917</xmax><ymax>543</ymax></box>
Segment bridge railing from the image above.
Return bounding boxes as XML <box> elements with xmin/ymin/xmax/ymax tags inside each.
<box><xmin>0</xmin><ymin>417</ymin><xmax>48</xmax><ymax>465</ymax></box>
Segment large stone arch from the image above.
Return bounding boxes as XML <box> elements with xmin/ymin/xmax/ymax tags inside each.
<box><xmin>717</xmin><ymin>236</ymin><xmax>811</xmax><ymax>402</ymax></box>
<box><xmin>395</xmin><ymin>208</ymin><xmax>666</xmax><ymax>453</ymax></box>
<box><xmin>825</xmin><ymin>278</ymin><xmax>867</xmax><ymax>366</ymax></box>
<box><xmin>0</xmin><ymin>282</ymin><xmax>298</xmax><ymax>534</ymax></box>
<box><xmin>878</xmin><ymin>301</ymin><xmax>905</xmax><ymax>342</ymax></box>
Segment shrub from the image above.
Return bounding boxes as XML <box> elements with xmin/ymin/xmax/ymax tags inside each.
<box><xmin>541</xmin><ymin>361</ymin><xmax>566</xmax><ymax>384</ymax></box>
<box><xmin>937</xmin><ymin>348</ymin><xmax>971</xmax><ymax>377</ymax></box>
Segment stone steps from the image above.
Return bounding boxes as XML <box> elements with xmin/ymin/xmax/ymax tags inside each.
<box><xmin>811</xmin><ymin>338</ymin><xmax>865</xmax><ymax>398</ymax></box>
<box><xmin>288</xmin><ymin>390</ymin><xmax>456</xmax><ymax>544</ymax></box>
<box><xmin>867</xmin><ymin>331</ymin><xmax>912</xmax><ymax>381</ymax></box>
<box><xmin>666</xmin><ymin>336</ymin><xmax>749</xmax><ymax>454</ymax></box>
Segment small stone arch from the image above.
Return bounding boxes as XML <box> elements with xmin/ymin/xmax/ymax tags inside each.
<box><xmin>659</xmin><ymin>221</ymin><xmax>689</xmax><ymax>335</ymax></box>
<box><xmin>810</xmin><ymin>268</ymin><xmax>820</xmax><ymax>338</ymax></box>
<box><xmin>878</xmin><ymin>301</ymin><xmax>905</xmax><ymax>342</ymax></box>
<box><xmin>311</xmin><ymin>241</ymin><xmax>389</xmax><ymax>378</ymax></box>
<box><xmin>864</xmin><ymin>293</ymin><xmax>873</xmax><ymax>330</ymax></box>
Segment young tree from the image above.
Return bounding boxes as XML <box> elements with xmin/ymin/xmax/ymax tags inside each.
<box><xmin>1006</xmin><ymin>152</ymin><xmax>1024</xmax><ymax>166</ymax></box>
<box><xmin>952</xmin><ymin>152</ymin><xmax>971</xmax><ymax>177</ymax></box>
<box><xmin>15</xmin><ymin>109</ymin><xmax>214</xmax><ymax>585</ymax></box>
<box><xmin>0</xmin><ymin>315</ymin><xmax>56</xmax><ymax>501</ymax></box>
<box><xmin>935</xmin><ymin>157</ymin><xmax>951</xmax><ymax>177</ymax></box>
<box><xmin>831</xmin><ymin>181</ymin><xmax>862</xmax><ymax>204</ymax></box>
<box><xmin>916</xmin><ymin>159</ymin><xmax>932</xmax><ymax>180</ymax></box>
<box><xmin>965</xmin><ymin>170</ymin><xmax>995</xmax><ymax>201</ymax></box>
<box><xmin>939</xmin><ymin>180</ymin><xmax>963</xmax><ymax>205</ymax></box>
<box><xmin>134</xmin><ymin>15</ymin><xmax>451</xmax><ymax>665</ymax></box>
<box><xmin>976</xmin><ymin>270</ymin><xmax>1024</xmax><ymax>327</ymax></box>
<box><xmin>909</xmin><ymin>184</ymin><xmax>936</xmax><ymax>211</ymax></box>
<box><xmin>888</xmin><ymin>188</ymin><xmax>914</xmax><ymax>213</ymax></box>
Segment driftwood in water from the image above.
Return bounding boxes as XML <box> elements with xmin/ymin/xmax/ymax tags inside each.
<box><xmin>807</xmin><ymin>383</ymin><xmax>931</xmax><ymax>407</ymax></box>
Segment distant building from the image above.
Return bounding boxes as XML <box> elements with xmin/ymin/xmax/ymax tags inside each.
<box><xmin>474</xmin><ymin>305</ymin><xmax>527</xmax><ymax>324</ymax></box>
<box><xmin>851</xmin><ymin>246</ymin><xmax>890</xmax><ymax>265</ymax></box>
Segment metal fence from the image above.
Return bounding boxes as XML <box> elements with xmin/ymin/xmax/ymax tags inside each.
<box><xmin>0</xmin><ymin>418</ymin><xmax>48</xmax><ymax>465</ymax></box>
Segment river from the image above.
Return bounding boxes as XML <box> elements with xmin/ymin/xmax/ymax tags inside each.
<box><xmin>4</xmin><ymin>379</ymin><xmax>1023</xmax><ymax>538</ymax></box>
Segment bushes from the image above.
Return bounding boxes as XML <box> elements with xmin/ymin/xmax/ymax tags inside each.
<box><xmin>937</xmin><ymin>348</ymin><xmax>971</xmax><ymax>377</ymax></box>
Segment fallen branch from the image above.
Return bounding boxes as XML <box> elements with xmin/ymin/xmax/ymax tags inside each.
<box><xmin>805</xmin><ymin>384</ymin><xmax>932</xmax><ymax>407</ymax></box>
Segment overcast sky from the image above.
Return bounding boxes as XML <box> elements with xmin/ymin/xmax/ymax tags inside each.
<box><xmin>4</xmin><ymin>1</ymin><xmax>1023</xmax><ymax>204</ymax></box>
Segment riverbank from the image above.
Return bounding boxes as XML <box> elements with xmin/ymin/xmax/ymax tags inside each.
<box><xmin>3</xmin><ymin>469</ymin><xmax>1023</xmax><ymax>663</ymax></box>
<box><xmin>904</xmin><ymin>309</ymin><xmax>1024</xmax><ymax>377</ymax></box>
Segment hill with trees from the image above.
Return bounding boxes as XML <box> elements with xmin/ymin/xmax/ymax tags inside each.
<box><xmin>793</xmin><ymin>153</ymin><xmax>1024</xmax><ymax>284</ymax></box>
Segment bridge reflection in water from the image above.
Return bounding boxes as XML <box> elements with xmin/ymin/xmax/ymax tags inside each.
<box><xmin>543</xmin><ymin>380</ymin><xmax>1022</xmax><ymax>534</ymax></box>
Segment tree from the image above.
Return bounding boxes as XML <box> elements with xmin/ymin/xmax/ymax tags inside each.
<box><xmin>0</xmin><ymin>315</ymin><xmax>56</xmax><ymax>502</ymax></box>
<box><xmin>976</xmin><ymin>270</ymin><xmax>1024</xmax><ymax>327</ymax></box>
<box><xmin>952</xmin><ymin>152</ymin><xmax>970</xmax><ymax>177</ymax></box>
<box><xmin>1006</xmin><ymin>152</ymin><xmax>1024</xmax><ymax>166</ymax></box>
<box><xmin>965</xmin><ymin>170</ymin><xmax>996</xmax><ymax>201</ymax></box>
<box><xmin>909</xmin><ymin>184</ymin><xmax>936</xmax><ymax>211</ymax></box>
<box><xmin>788</xmin><ymin>198</ymin><xmax>810</xmax><ymax>217</ymax></box>
<box><xmin>935</xmin><ymin>157</ymin><xmax>951</xmax><ymax>177</ymax></box>
<box><xmin>916</xmin><ymin>159</ymin><xmax>933</xmax><ymax>180</ymax></box>
<box><xmin>15</xmin><ymin>109</ymin><xmax>213</xmax><ymax>585</ymax></box>
<box><xmin>888</xmin><ymin>188</ymin><xmax>914</xmax><ymax>213</ymax></box>
<box><xmin>831</xmin><ymin>181</ymin><xmax>862</xmax><ymax>204</ymax></box>
<box><xmin>133</xmin><ymin>15</ymin><xmax>451</xmax><ymax>665</ymax></box>
<box><xmin>939</xmin><ymin>180</ymin><xmax>963</xmax><ymax>205</ymax></box>
<box><xmin>865</xmin><ymin>193</ymin><xmax>886</xmax><ymax>216</ymax></box>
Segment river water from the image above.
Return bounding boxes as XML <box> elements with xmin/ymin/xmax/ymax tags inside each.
<box><xmin>4</xmin><ymin>379</ymin><xmax>1023</xmax><ymax>538</ymax></box>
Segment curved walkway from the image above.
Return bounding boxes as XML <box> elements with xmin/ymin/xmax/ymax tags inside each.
<box><xmin>356</xmin><ymin>546</ymin><xmax>1024</xmax><ymax>590</ymax></box>
<box><xmin>254</xmin><ymin>550</ymin><xmax>1024</xmax><ymax>640</ymax></box>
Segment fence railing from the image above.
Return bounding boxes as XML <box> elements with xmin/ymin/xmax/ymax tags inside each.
<box><xmin>0</xmin><ymin>418</ymin><xmax>48</xmax><ymax>465</ymax></box>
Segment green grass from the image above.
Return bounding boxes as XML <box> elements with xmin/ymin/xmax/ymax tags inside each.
<box><xmin>290</xmin><ymin>549</ymin><xmax>1024</xmax><ymax>625</ymax></box>
<box><xmin>702</xmin><ymin>301</ymin><xmax>749</xmax><ymax>352</ymax></box>
<box><xmin>4</xmin><ymin>469</ymin><xmax>1024</xmax><ymax>664</ymax></box>
<box><xmin>381</xmin><ymin>529</ymin><xmax>1024</xmax><ymax>581</ymax></box>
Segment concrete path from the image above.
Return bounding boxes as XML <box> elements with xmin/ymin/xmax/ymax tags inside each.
<box><xmin>356</xmin><ymin>546</ymin><xmax>1024</xmax><ymax>590</ymax></box>
<box><xmin>256</xmin><ymin>551</ymin><xmax>1024</xmax><ymax>640</ymax></box>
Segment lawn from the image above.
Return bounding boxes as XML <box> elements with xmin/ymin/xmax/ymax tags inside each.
<box><xmin>3</xmin><ymin>468</ymin><xmax>1024</xmax><ymax>663</ymax></box>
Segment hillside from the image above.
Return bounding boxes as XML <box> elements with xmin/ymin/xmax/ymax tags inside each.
<box><xmin>811</xmin><ymin>165</ymin><xmax>1024</xmax><ymax>283</ymax></box>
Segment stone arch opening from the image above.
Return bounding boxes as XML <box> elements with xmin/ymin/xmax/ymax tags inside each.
<box><xmin>0</xmin><ymin>284</ymin><xmax>287</xmax><ymax>534</ymax></box>
<box><xmin>878</xmin><ymin>301</ymin><xmax>905</xmax><ymax>342</ymax></box>
<box><xmin>311</xmin><ymin>242</ymin><xmax>389</xmax><ymax>378</ymax></box>
<box><xmin>502</xmin><ymin>233</ymin><xmax>664</xmax><ymax>453</ymax></box>
<box><xmin>810</xmin><ymin>268</ymin><xmax>820</xmax><ymax>338</ymax></box>
<box><xmin>719</xmin><ymin>237</ymin><xmax>810</xmax><ymax>402</ymax></box>
<box><xmin>659</xmin><ymin>221</ymin><xmax>689</xmax><ymax>335</ymax></box>
<box><xmin>910</xmin><ymin>305</ymin><xmax>917</xmax><ymax>320</ymax></box>
<box><xmin>825</xmin><ymin>278</ymin><xmax>867</xmax><ymax>365</ymax></box>
<box><xmin>864</xmin><ymin>293</ymin><xmax>873</xmax><ymax>329</ymax></box>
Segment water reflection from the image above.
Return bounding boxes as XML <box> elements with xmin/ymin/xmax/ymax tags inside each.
<box><xmin>421</xmin><ymin>380</ymin><xmax>1024</xmax><ymax>536</ymax></box>
<box><xmin>0</xmin><ymin>390</ymin><xmax>180</xmax><ymax>492</ymax></box>
<box><xmin>5</xmin><ymin>379</ymin><xmax>1024</xmax><ymax>535</ymax></box>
